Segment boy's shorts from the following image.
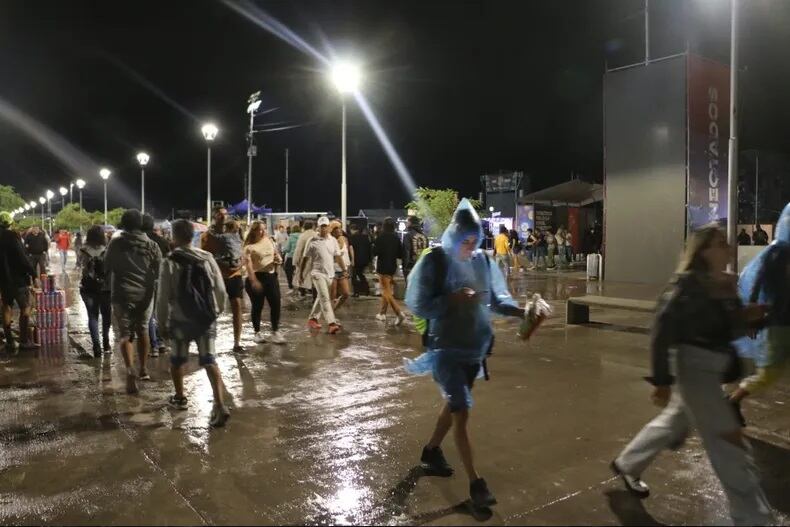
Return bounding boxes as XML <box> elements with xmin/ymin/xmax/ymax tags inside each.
<box><xmin>433</xmin><ymin>353</ymin><xmax>481</xmax><ymax>412</ymax></box>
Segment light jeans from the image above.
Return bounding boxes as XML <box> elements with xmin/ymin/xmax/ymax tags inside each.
<box><xmin>309</xmin><ymin>273</ymin><xmax>336</xmax><ymax>325</ymax></box>
<box><xmin>616</xmin><ymin>345</ymin><xmax>773</xmax><ymax>526</ymax></box>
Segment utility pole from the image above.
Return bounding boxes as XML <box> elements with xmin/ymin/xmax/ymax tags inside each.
<box><xmin>285</xmin><ymin>148</ymin><xmax>289</xmax><ymax>213</ymax></box>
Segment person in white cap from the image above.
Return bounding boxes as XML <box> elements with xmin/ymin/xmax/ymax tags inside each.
<box><xmin>299</xmin><ymin>217</ymin><xmax>348</xmax><ymax>334</ymax></box>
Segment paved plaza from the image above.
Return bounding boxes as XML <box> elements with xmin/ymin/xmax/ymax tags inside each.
<box><xmin>1</xmin><ymin>258</ymin><xmax>788</xmax><ymax>525</ymax></box>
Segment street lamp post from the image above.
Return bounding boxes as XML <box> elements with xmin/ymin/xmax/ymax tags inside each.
<box><xmin>45</xmin><ymin>190</ymin><xmax>54</xmax><ymax>235</ymax></box>
<box><xmin>727</xmin><ymin>0</ymin><xmax>739</xmax><ymax>269</ymax></box>
<box><xmin>99</xmin><ymin>168</ymin><xmax>111</xmax><ymax>226</ymax></box>
<box><xmin>39</xmin><ymin>197</ymin><xmax>45</xmax><ymax>229</ymax></box>
<box><xmin>330</xmin><ymin>61</ymin><xmax>361</xmax><ymax>229</ymax></box>
<box><xmin>75</xmin><ymin>179</ymin><xmax>86</xmax><ymax>232</ymax></box>
<box><xmin>59</xmin><ymin>187</ymin><xmax>67</xmax><ymax>211</ymax></box>
<box><xmin>246</xmin><ymin>93</ymin><xmax>261</xmax><ymax>227</ymax></box>
<box><xmin>69</xmin><ymin>182</ymin><xmax>74</xmax><ymax>204</ymax></box>
<box><xmin>137</xmin><ymin>152</ymin><xmax>150</xmax><ymax>214</ymax></box>
<box><xmin>201</xmin><ymin>123</ymin><xmax>218</xmax><ymax>224</ymax></box>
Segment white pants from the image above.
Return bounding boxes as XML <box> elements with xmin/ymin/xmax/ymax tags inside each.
<box><xmin>309</xmin><ymin>273</ymin><xmax>336</xmax><ymax>325</ymax></box>
<box><xmin>616</xmin><ymin>345</ymin><xmax>773</xmax><ymax>526</ymax></box>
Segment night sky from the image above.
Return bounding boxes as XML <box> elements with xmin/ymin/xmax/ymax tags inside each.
<box><xmin>1</xmin><ymin>0</ymin><xmax>789</xmax><ymax>218</ymax></box>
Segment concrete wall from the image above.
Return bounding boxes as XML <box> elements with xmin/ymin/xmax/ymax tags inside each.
<box><xmin>604</xmin><ymin>56</ymin><xmax>688</xmax><ymax>284</ymax></box>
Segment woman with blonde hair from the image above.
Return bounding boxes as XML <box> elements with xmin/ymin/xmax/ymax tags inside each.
<box><xmin>330</xmin><ymin>221</ymin><xmax>353</xmax><ymax>313</ymax></box>
<box><xmin>610</xmin><ymin>224</ymin><xmax>773</xmax><ymax>525</ymax></box>
<box><xmin>243</xmin><ymin>221</ymin><xmax>285</xmax><ymax>344</ymax></box>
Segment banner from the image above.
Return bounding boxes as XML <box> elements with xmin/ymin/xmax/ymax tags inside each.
<box><xmin>534</xmin><ymin>205</ymin><xmax>553</xmax><ymax>233</ymax></box>
<box><xmin>687</xmin><ymin>55</ymin><xmax>730</xmax><ymax>231</ymax></box>
<box><xmin>516</xmin><ymin>205</ymin><xmax>534</xmax><ymax>241</ymax></box>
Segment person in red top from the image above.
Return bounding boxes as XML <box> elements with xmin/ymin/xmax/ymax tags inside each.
<box><xmin>54</xmin><ymin>230</ymin><xmax>71</xmax><ymax>273</ymax></box>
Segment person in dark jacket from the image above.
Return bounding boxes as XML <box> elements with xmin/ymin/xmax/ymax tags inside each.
<box><xmin>0</xmin><ymin>212</ymin><xmax>37</xmax><ymax>351</ymax></box>
<box><xmin>401</xmin><ymin>216</ymin><xmax>428</xmax><ymax>284</ymax></box>
<box><xmin>79</xmin><ymin>225</ymin><xmax>111</xmax><ymax>357</ymax></box>
<box><xmin>24</xmin><ymin>225</ymin><xmax>49</xmax><ymax>279</ymax></box>
<box><xmin>105</xmin><ymin>209</ymin><xmax>162</xmax><ymax>394</ymax></box>
<box><xmin>143</xmin><ymin>214</ymin><xmax>170</xmax><ymax>357</ymax></box>
<box><xmin>611</xmin><ymin>224</ymin><xmax>773</xmax><ymax>525</ymax></box>
<box><xmin>349</xmin><ymin>224</ymin><xmax>372</xmax><ymax>296</ymax></box>
<box><xmin>374</xmin><ymin>217</ymin><xmax>406</xmax><ymax>325</ymax></box>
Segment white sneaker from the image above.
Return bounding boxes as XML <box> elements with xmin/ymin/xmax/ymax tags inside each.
<box><xmin>375</xmin><ymin>313</ymin><xmax>387</xmax><ymax>322</ymax></box>
<box><xmin>395</xmin><ymin>313</ymin><xmax>407</xmax><ymax>326</ymax></box>
<box><xmin>271</xmin><ymin>330</ymin><xmax>286</xmax><ymax>345</ymax></box>
<box><xmin>253</xmin><ymin>332</ymin><xmax>267</xmax><ymax>343</ymax></box>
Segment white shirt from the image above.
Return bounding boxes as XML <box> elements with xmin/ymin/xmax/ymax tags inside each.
<box><xmin>306</xmin><ymin>235</ymin><xmax>341</xmax><ymax>278</ymax></box>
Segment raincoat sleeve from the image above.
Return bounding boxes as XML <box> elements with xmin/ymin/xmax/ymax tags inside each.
<box><xmin>405</xmin><ymin>251</ymin><xmax>447</xmax><ymax>320</ymax></box>
<box><xmin>486</xmin><ymin>256</ymin><xmax>524</xmax><ymax>317</ymax></box>
<box><xmin>156</xmin><ymin>259</ymin><xmax>173</xmax><ymax>330</ymax></box>
<box><xmin>208</xmin><ymin>255</ymin><xmax>227</xmax><ymax>314</ymax></box>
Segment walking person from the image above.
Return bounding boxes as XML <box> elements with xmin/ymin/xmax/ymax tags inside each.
<box><xmin>293</xmin><ymin>220</ymin><xmax>317</xmax><ymax>299</ymax></box>
<box><xmin>0</xmin><ymin>212</ymin><xmax>37</xmax><ymax>352</ymax></box>
<box><xmin>283</xmin><ymin>224</ymin><xmax>301</xmax><ymax>291</ymax></box>
<box><xmin>349</xmin><ymin>224</ymin><xmax>372</xmax><ymax>297</ymax></box>
<box><xmin>157</xmin><ymin>219</ymin><xmax>231</xmax><ymax>427</ymax></box>
<box><xmin>104</xmin><ymin>209</ymin><xmax>162</xmax><ymax>394</ymax></box>
<box><xmin>24</xmin><ymin>225</ymin><xmax>49</xmax><ymax>280</ymax></box>
<box><xmin>401</xmin><ymin>216</ymin><xmax>429</xmax><ymax>285</ymax></box>
<box><xmin>144</xmin><ymin>214</ymin><xmax>171</xmax><ymax>357</ymax></box>
<box><xmin>78</xmin><ymin>225</ymin><xmax>112</xmax><ymax>357</ymax></box>
<box><xmin>330</xmin><ymin>221</ymin><xmax>353</xmax><ymax>313</ymax></box>
<box><xmin>73</xmin><ymin>232</ymin><xmax>83</xmax><ymax>269</ymax></box>
<box><xmin>493</xmin><ymin>225</ymin><xmax>511</xmax><ymax>280</ymax></box>
<box><xmin>525</xmin><ymin>228</ymin><xmax>537</xmax><ymax>270</ymax></box>
<box><xmin>611</xmin><ymin>224</ymin><xmax>774</xmax><ymax>526</ymax></box>
<box><xmin>274</xmin><ymin>224</ymin><xmax>289</xmax><ymax>256</ymax></box>
<box><xmin>299</xmin><ymin>217</ymin><xmax>347</xmax><ymax>334</ymax></box>
<box><xmin>54</xmin><ymin>229</ymin><xmax>71</xmax><ymax>273</ymax></box>
<box><xmin>546</xmin><ymin>228</ymin><xmax>557</xmax><ymax>270</ymax></box>
<box><xmin>509</xmin><ymin>227</ymin><xmax>522</xmax><ymax>273</ymax></box>
<box><xmin>374</xmin><ymin>217</ymin><xmax>406</xmax><ymax>325</ymax></box>
<box><xmin>243</xmin><ymin>221</ymin><xmax>285</xmax><ymax>344</ymax></box>
<box><xmin>201</xmin><ymin>207</ymin><xmax>244</xmax><ymax>352</ymax></box>
<box><xmin>404</xmin><ymin>199</ymin><xmax>527</xmax><ymax>508</ymax></box>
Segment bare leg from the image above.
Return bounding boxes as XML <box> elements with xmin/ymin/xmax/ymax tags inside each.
<box><xmin>204</xmin><ymin>364</ymin><xmax>225</xmax><ymax>407</ymax></box>
<box><xmin>334</xmin><ymin>278</ymin><xmax>350</xmax><ymax>311</ymax></box>
<box><xmin>137</xmin><ymin>330</ymin><xmax>150</xmax><ymax>376</ymax></box>
<box><xmin>231</xmin><ymin>298</ymin><xmax>242</xmax><ymax>346</ymax></box>
<box><xmin>120</xmin><ymin>338</ymin><xmax>135</xmax><ymax>370</ymax></box>
<box><xmin>452</xmin><ymin>410</ymin><xmax>480</xmax><ymax>482</ymax></box>
<box><xmin>19</xmin><ymin>308</ymin><xmax>30</xmax><ymax>345</ymax></box>
<box><xmin>383</xmin><ymin>277</ymin><xmax>403</xmax><ymax>317</ymax></box>
<box><xmin>2</xmin><ymin>303</ymin><xmax>13</xmax><ymax>344</ymax></box>
<box><xmin>427</xmin><ymin>404</ymin><xmax>453</xmax><ymax>448</ymax></box>
<box><xmin>171</xmin><ymin>364</ymin><xmax>185</xmax><ymax>398</ymax></box>
<box><xmin>378</xmin><ymin>275</ymin><xmax>388</xmax><ymax>315</ymax></box>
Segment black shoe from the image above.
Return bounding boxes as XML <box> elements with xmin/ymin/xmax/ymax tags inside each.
<box><xmin>168</xmin><ymin>395</ymin><xmax>189</xmax><ymax>410</ymax></box>
<box><xmin>470</xmin><ymin>478</ymin><xmax>497</xmax><ymax>508</ymax></box>
<box><xmin>420</xmin><ymin>446</ymin><xmax>454</xmax><ymax>477</ymax></box>
<box><xmin>610</xmin><ymin>460</ymin><xmax>650</xmax><ymax>499</ymax></box>
<box><xmin>93</xmin><ymin>344</ymin><xmax>102</xmax><ymax>358</ymax></box>
<box><xmin>102</xmin><ymin>338</ymin><xmax>111</xmax><ymax>352</ymax></box>
<box><xmin>728</xmin><ymin>396</ymin><xmax>747</xmax><ymax>428</ymax></box>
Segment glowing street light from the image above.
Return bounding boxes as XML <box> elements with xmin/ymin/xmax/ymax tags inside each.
<box><xmin>330</xmin><ymin>61</ymin><xmax>361</xmax><ymax>230</ymax></box>
<box><xmin>99</xmin><ymin>168</ymin><xmax>111</xmax><ymax>226</ymax></box>
<box><xmin>39</xmin><ymin>196</ymin><xmax>45</xmax><ymax>228</ymax></box>
<box><xmin>24</xmin><ymin>204</ymin><xmax>30</xmax><ymax>211</ymax></box>
<box><xmin>59</xmin><ymin>186</ymin><xmax>67</xmax><ymax>210</ymax></box>
<box><xmin>246</xmin><ymin>91</ymin><xmax>261</xmax><ymax>226</ymax></box>
<box><xmin>29</xmin><ymin>201</ymin><xmax>36</xmax><ymax>208</ymax></box>
<box><xmin>45</xmin><ymin>190</ymin><xmax>54</xmax><ymax>235</ymax></box>
<box><xmin>75</xmin><ymin>178</ymin><xmax>85</xmax><ymax>212</ymax></box>
<box><xmin>137</xmin><ymin>152</ymin><xmax>150</xmax><ymax>214</ymax></box>
<box><xmin>201</xmin><ymin>123</ymin><xmax>218</xmax><ymax>224</ymax></box>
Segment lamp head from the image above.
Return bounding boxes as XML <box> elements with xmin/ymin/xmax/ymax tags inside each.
<box><xmin>29</xmin><ymin>201</ymin><xmax>36</xmax><ymax>208</ymax></box>
<box><xmin>46</xmin><ymin>190</ymin><xmax>54</xmax><ymax>200</ymax></box>
<box><xmin>76</xmin><ymin>178</ymin><xmax>85</xmax><ymax>189</ymax></box>
<box><xmin>136</xmin><ymin>152</ymin><xmax>150</xmax><ymax>166</ymax></box>
<box><xmin>99</xmin><ymin>168</ymin><xmax>111</xmax><ymax>180</ymax></box>
<box><xmin>330</xmin><ymin>61</ymin><xmax>361</xmax><ymax>94</ymax></box>
<box><xmin>201</xmin><ymin>123</ymin><xmax>219</xmax><ymax>141</ymax></box>
<box><xmin>59</xmin><ymin>187</ymin><xmax>67</xmax><ymax>196</ymax></box>
<box><xmin>39</xmin><ymin>197</ymin><xmax>46</xmax><ymax>205</ymax></box>
<box><xmin>24</xmin><ymin>204</ymin><xmax>30</xmax><ymax>211</ymax></box>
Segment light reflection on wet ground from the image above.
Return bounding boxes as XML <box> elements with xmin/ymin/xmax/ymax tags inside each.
<box><xmin>0</xmin><ymin>259</ymin><xmax>788</xmax><ymax>525</ymax></box>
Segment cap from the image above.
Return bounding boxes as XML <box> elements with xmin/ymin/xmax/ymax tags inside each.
<box><xmin>0</xmin><ymin>211</ymin><xmax>13</xmax><ymax>227</ymax></box>
<box><xmin>317</xmin><ymin>216</ymin><xmax>330</xmax><ymax>227</ymax></box>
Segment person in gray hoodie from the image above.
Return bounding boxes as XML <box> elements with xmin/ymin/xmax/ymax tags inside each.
<box><xmin>157</xmin><ymin>219</ymin><xmax>230</xmax><ymax>427</ymax></box>
<box><xmin>104</xmin><ymin>209</ymin><xmax>162</xmax><ymax>394</ymax></box>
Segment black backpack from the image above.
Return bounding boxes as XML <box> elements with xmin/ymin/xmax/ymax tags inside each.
<box><xmin>169</xmin><ymin>250</ymin><xmax>218</xmax><ymax>339</ymax></box>
<box><xmin>81</xmin><ymin>249</ymin><xmax>106</xmax><ymax>293</ymax></box>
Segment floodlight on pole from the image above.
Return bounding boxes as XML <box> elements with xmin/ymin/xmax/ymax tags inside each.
<box><xmin>75</xmin><ymin>178</ymin><xmax>86</xmax><ymax>221</ymax></box>
<box><xmin>137</xmin><ymin>152</ymin><xmax>150</xmax><ymax>214</ymax></box>
<box><xmin>99</xmin><ymin>168</ymin><xmax>111</xmax><ymax>226</ymax></box>
<box><xmin>39</xmin><ymin>196</ymin><xmax>45</xmax><ymax>228</ymax></box>
<box><xmin>246</xmin><ymin>92</ymin><xmax>261</xmax><ymax>226</ymax></box>
<box><xmin>69</xmin><ymin>182</ymin><xmax>74</xmax><ymax>203</ymax></box>
<box><xmin>29</xmin><ymin>201</ymin><xmax>36</xmax><ymax>208</ymax></box>
<box><xmin>202</xmin><ymin>123</ymin><xmax>218</xmax><ymax>224</ymax></box>
<box><xmin>329</xmin><ymin>61</ymin><xmax>361</xmax><ymax>230</ymax></box>
<box><xmin>24</xmin><ymin>204</ymin><xmax>30</xmax><ymax>211</ymax></box>
<box><xmin>45</xmin><ymin>190</ymin><xmax>54</xmax><ymax>235</ymax></box>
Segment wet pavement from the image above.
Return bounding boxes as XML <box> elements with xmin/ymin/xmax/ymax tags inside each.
<box><xmin>1</xmin><ymin>255</ymin><xmax>789</xmax><ymax>525</ymax></box>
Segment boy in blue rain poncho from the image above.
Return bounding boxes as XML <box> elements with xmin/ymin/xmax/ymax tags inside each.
<box><xmin>730</xmin><ymin>202</ymin><xmax>790</xmax><ymax>415</ymax></box>
<box><xmin>404</xmin><ymin>199</ymin><xmax>525</xmax><ymax>508</ymax></box>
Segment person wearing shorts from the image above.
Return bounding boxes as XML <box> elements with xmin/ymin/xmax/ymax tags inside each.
<box><xmin>404</xmin><ymin>199</ymin><xmax>526</xmax><ymax>509</ymax></box>
<box><xmin>158</xmin><ymin>219</ymin><xmax>230</xmax><ymax>428</ymax></box>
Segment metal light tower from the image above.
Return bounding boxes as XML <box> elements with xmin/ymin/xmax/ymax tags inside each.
<box><xmin>45</xmin><ymin>190</ymin><xmax>54</xmax><ymax>235</ymax></box>
<box><xmin>59</xmin><ymin>186</ymin><xmax>67</xmax><ymax>211</ymax></box>
<box><xmin>727</xmin><ymin>0</ymin><xmax>739</xmax><ymax>268</ymax></box>
<box><xmin>99</xmin><ymin>168</ymin><xmax>111</xmax><ymax>226</ymax></box>
<box><xmin>69</xmin><ymin>182</ymin><xmax>74</xmax><ymax>204</ymax></box>
<box><xmin>75</xmin><ymin>179</ymin><xmax>86</xmax><ymax>232</ymax></box>
<box><xmin>137</xmin><ymin>152</ymin><xmax>150</xmax><ymax>214</ymax></box>
<box><xmin>246</xmin><ymin>92</ymin><xmax>261</xmax><ymax>227</ymax></box>
<box><xmin>201</xmin><ymin>123</ymin><xmax>218</xmax><ymax>224</ymax></box>
<box><xmin>330</xmin><ymin>61</ymin><xmax>361</xmax><ymax>229</ymax></box>
<box><xmin>39</xmin><ymin>196</ymin><xmax>45</xmax><ymax>228</ymax></box>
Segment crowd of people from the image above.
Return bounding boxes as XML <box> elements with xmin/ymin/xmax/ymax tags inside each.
<box><xmin>0</xmin><ymin>200</ymin><xmax>788</xmax><ymax>519</ymax></box>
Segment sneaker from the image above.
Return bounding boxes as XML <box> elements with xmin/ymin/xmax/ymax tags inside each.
<box><xmin>158</xmin><ymin>345</ymin><xmax>169</xmax><ymax>354</ymax></box>
<box><xmin>470</xmin><ymin>478</ymin><xmax>497</xmax><ymax>508</ymax></box>
<box><xmin>92</xmin><ymin>344</ymin><xmax>102</xmax><ymax>358</ymax></box>
<box><xmin>103</xmin><ymin>338</ymin><xmax>111</xmax><ymax>352</ymax></box>
<box><xmin>420</xmin><ymin>446</ymin><xmax>454</xmax><ymax>477</ymax></box>
<box><xmin>139</xmin><ymin>372</ymin><xmax>152</xmax><ymax>381</ymax></box>
<box><xmin>375</xmin><ymin>313</ymin><xmax>387</xmax><ymax>322</ymax></box>
<box><xmin>328</xmin><ymin>323</ymin><xmax>341</xmax><ymax>335</ymax></box>
<box><xmin>307</xmin><ymin>318</ymin><xmax>322</xmax><ymax>330</ymax></box>
<box><xmin>233</xmin><ymin>344</ymin><xmax>244</xmax><ymax>353</ymax></box>
<box><xmin>270</xmin><ymin>330</ymin><xmax>286</xmax><ymax>345</ymax></box>
<box><xmin>150</xmin><ymin>349</ymin><xmax>159</xmax><ymax>358</ymax></box>
<box><xmin>126</xmin><ymin>372</ymin><xmax>139</xmax><ymax>394</ymax></box>
<box><xmin>209</xmin><ymin>405</ymin><xmax>231</xmax><ymax>428</ymax></box>
<box><xmin>253</xmin><ymin>331</ymin><xmax>267</xmax><ymax>343</ymax></box>
<box><xmin>610</xmin><ymin>460</ymin><xmax>650</xmax><ymax>499</ymax></box>
<box><xmin>168</xmin><ymin>395</ymin><xmax>189</xmax><ymax>410</ymax></box>
<box><xmin>395</xmin><ymin>313</ymin><xmax>407</xmax><ymax>326</ymax></box>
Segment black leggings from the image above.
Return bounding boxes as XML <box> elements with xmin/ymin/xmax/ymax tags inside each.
<box><xmin>245</xmin><ymin>271</ymin><xmax>281</xmax><ymax>332</ymax></box>
<box><xmin>284</xmin><ymin>257</ymin><xmax>295</xmax><ymax>289</ymax></box>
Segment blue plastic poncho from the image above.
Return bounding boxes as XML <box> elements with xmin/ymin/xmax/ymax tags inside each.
<box><xmin>735</xmin><ymin>202</ymin><xmax>790</xmax><ymax>367</ymax></box>
<box><xmin>403</xmin><ymin>199</ymin><xmax>521</xmax><ymax>408</ymax></box>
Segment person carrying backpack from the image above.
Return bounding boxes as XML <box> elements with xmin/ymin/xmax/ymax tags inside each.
<box><xmin>401</xmin><ymin>216</ymin><xmax>428</xmax><ymax>285</ymax></box>
<box><xmin>403</xmin><ymin>199</ymin><xmax>526</xmax><ymax>510</ymax></box>
<box><xmin>157</xmin><ymin>219</ymin><xmax>231</xmax><ymax>427</ymax></box>
<box><xmin>79</xmin><ymin>225</ymin><xmax>112</xmax><ymax>357</ymax></box>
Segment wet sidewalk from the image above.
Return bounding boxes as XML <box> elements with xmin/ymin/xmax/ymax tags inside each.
<box><xmin>1</xmin><ymin>259</ymin><xmax>788</xmax><ymax>525</ymax></box>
